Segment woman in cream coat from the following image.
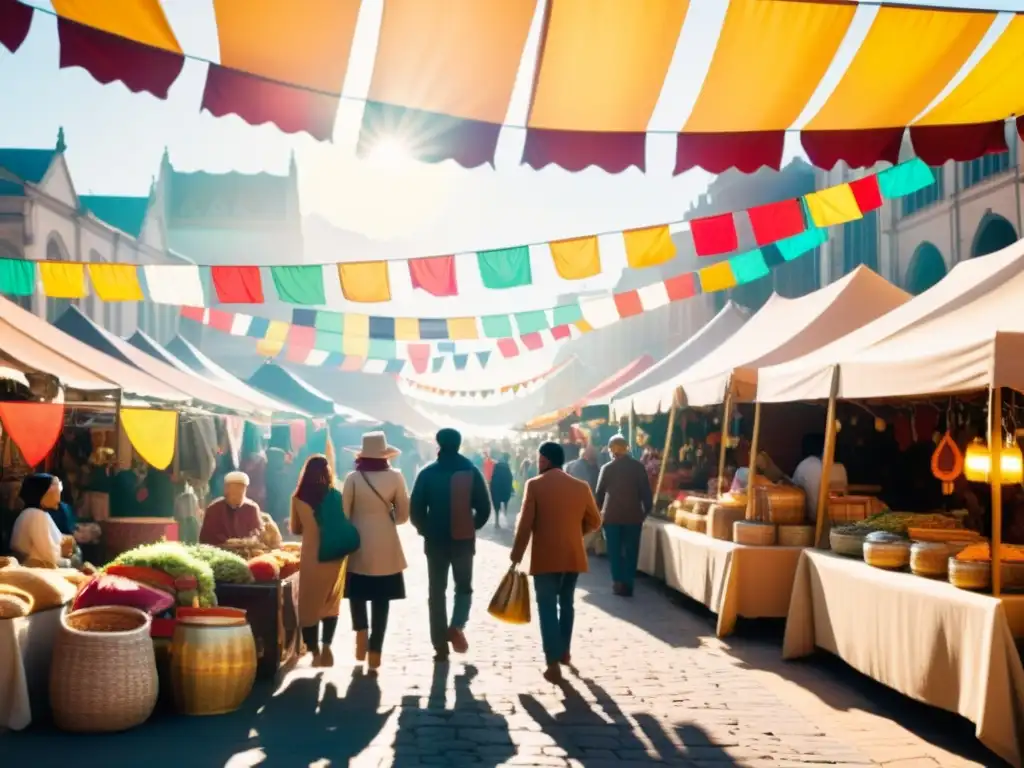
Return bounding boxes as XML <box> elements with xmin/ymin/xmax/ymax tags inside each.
<box><xmin>343</xmin><ymin>432</ymin><xmax>410</xmax><ymax>671</ymax></box>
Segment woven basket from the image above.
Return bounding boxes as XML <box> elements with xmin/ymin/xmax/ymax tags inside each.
<box><xmin>863</xmin><ymin>540</ymin><xmax>910</xmax><ymax>570</ymax></box>
<box><xmin>949</xmin><ymin>558</ymin><xmax>990</xmax><ymax>590</ymax></box>
<box><xmin>677</xmin><ymin>511</ymin><xmax>707</xmax><ymax>533</ymax></box>
<box><xmin>708</xmin><ymin>503</ymin><xmax>746</xmax><ymax>541</ymax></box>
<box><xmin>777</xmin><ymin>525</ymin><xmax>814</xmax><ymax>548</ymax></box>
<box><xmin>830</xmin><ymin>530</ymin><xmax>867</xmax><ymax>558</ymax></box>
<box><xmin>733</xmin><ymin>521</ymin><xmax>776</xmax><ymax>546</ymax></box>
<box><xmin>910</xmin><ymin>542</ymin><xmax>949</xmax><ymax>578</ymax></box>
<box><xmin>829</xmin><ymin>495</ymin><xmax>874</xmax><ymax>523</ymax></box>
<box><xmin>171</xmin><ymin>613</ymin><xmax>257</xmax><ymax>716</ymax></box>
<box><xmin>50</xmin><ymin>606</ymin><xmax>158</xmax><ymax>732</ymax></box>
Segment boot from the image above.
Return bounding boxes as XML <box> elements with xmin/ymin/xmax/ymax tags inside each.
<box><xmin>317</xmin><ymin>646</ymin><xmax>334</xmax><ymax>668</ymax></box>
<box><xmin>368</xmin><ymin>651</ymin><xmax>381</xmax><ymax>671</ymax></box>
<box><xmin>355</xmin><ymin>630</ymin><xmax>368</xmax><ymax>662</ymax></box>
<box><xmin>543</xmin><ymin>664</ymin><xmax>564</xmax><ymax>685</ymax></box>
<box><xmin>447</xmin><ymin>626</ymin><xmax>469</xmax><ymax>654</ymax></box>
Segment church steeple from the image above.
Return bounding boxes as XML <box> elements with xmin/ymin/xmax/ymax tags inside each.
<box><xmin>55</xmin><ymin>126</ymin><xmax>66</xmax><ymax>153</ymax></box>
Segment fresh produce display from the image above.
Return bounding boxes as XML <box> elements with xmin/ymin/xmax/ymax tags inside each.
<box><xmin>955</xmin><ymin>542</ymin><xmax>1024</xmax><ymax>563</ymax></box>
<box><xmin>248</xmin><ymin>554</ymin><xmax>280</xmax><ymax>582</ymax></box>
<box><xmin>107</xmin><ymin>542</ymin><xmax>217</xmax><ymax>607</ymax></box>
<box><xmin>265</xmin><ymin>549</ymin><xmax>300</xmax><ymax>579</ymax></box>
<box><xmin>907</xmin><ymin>528</ymin><xmax>982</xmax><ymax>544</ymax></box>
<box><xmin>832</xmin><ymin>512</ymin><xmax>959</xmax><ymax>538</ymax></box>
<box><xmin>187</xmin><ymin>544</ymin><xmax>255</xmax><ymax>585</ymax></box>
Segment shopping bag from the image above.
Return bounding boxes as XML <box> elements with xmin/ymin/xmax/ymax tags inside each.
<box><xmin>488</xmin><ymin>566</ymin><xmax>531</xmax><ymax>625</ymax></box>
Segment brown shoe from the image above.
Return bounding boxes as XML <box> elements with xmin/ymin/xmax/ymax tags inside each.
<box><xmin>559</xmin><ymin>652</ymin><xmax>571</xmax><ymax>666</ymax></box>
<box><xmin>447</xmin><ymin>627</ymin><xmax>469</xmax><ymax>654</ymax></box>
<box><xmin>368</xmin><ymin>651</ymin><xmax>381</xmax><ymax>671</ymax></box>
<box><xmin>318</xmin><ymin>646</ymin><xmax>334</xmax><ymax>668</ymax></box>
<box><xmin>543</xmin><ymin>664</ymin><xmax>564</xmax><ymax>684</ymax></box>
<box><xmin>355</xmin><ymin>630</ymin><xmax>368</xmax><ymax>662</ymax></box>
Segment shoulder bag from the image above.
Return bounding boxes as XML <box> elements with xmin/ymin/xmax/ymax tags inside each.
<box><xmin>313</xmin><ymin>487</ymin><xmax>360</xmax><ymax>562</ymax></box>
<box><xmin>359</xmin><ymin>471</ymin><xmax>396</xmax><ymax>522</ymax></box>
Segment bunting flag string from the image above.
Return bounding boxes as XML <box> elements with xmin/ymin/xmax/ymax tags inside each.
<box><xmin>398</xmin><ymin>356</ymin><xmax>576</xmax><ymax>402</ymax></box>
<box><xmin>183</xmin><ymin>221</ymin><xmax>831</xmax><ymax>374</ymax></box>
<box><xmin>0</xmin><ymin>401</ymin><xmax>65</xmax><ymax>467</ymax></box>
<box><xmin>4</xmin><ymin>0</ymin><xmax>1023</xmax><ymax>174</ymax></box>
<box><xmin>0</xmin><ymin>160</ymin><xmax>931</xmax><ymax>308</ymax></box>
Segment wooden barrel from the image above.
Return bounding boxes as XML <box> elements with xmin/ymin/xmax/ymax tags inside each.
<box><xmin>101</xmin><ymin>518</ymin><xmax>179</xmax><ymax>561</ymax></box>
<box><xmin>170</xmin><ymin>608</ymin><xmax>257</xmax><ymax>716</ymax></box>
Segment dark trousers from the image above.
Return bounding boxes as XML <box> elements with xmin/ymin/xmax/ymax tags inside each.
<box><xmin>426</xmin><ymin>548</ymin><xmax>473</xmax><ymax>652</ymax></box>
<box><xmin>349</xmin><ymin>599</ymin><xmax>390</xmax><ymax>653</ymax></box>
<box><xmin>301</xmin><ymin>616</ymin><xmax>338</xmax><ymax>655</ymax></box>
<box><xmin>533</xmin><ymin>572</ymin><xmax>579</xmax><ymax>665</ymax></box>
<box><xmin>604</xmin><ymin>523</ymin><xmax>643</xmax><ymax>589</ymax></box>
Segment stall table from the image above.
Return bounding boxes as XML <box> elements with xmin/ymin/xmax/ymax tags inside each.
<box><xmin>0</xmin><ymin>606</ymin><xmax>64</xmax><ymax>730</ymax></box>
<box><xmin>215</xmin><ymin>574</ymin><xmax>300</xmax><ymax>679</ymax></box>
<box><xmin>639</xmin><ymin>517</ymin><xmax>804</xmax><ymax>636</ymax></box>
<box><xmin>783</xmin><ymin>549</ymin><xmax>1024</xmax><ymax>767</ymax></box>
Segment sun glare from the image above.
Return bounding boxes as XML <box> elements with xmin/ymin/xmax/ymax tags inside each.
<box><xmin>367</xmin><ymin>136</ymin><xmax>410</xmax><ymax>168</ymax></box>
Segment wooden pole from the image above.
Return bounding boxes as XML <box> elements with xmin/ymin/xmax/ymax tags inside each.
<box><xmin>745</xmin><ymin>401</ymin><xmax>762</xmax><ymax>520</ymax></box>
<box><xmin>814</xmin><ymin>366</ymin><xmax>841</xmax><ymax>549</ymax></box>
<box><xmin>653</xmin><ymin>401</ymin><xmax>677</xmax><ymax>507</ymax></box>
<box><xmin>991</xmin><ymin>386</ymin><xmax>1004</xmax><ymax>597</ymax></box>
<box><xmin>717</xmin><ymin>391</ymin><xmax>733</xmax><ymax>497</ymax></box>
<box><xmin>628</xmin><ymin>405</ymin><xmax>636</xmax><ymax>454</ymax></box>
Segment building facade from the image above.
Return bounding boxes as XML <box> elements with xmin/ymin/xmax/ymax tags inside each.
<box><xmin>816</xmin><ymin>126</ymin><xmax>1022</xmax><ymax>294</ymax></box>
<box><xmin>0</xmin><ymin>129</ymin><xmax>183</xmax><ymax>341</ymax></box>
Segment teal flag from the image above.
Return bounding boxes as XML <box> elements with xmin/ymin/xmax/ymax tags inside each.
<box><xmin>314</xmin><ymin>311</ymin><xmax>344</xmax><ymax>334</ymax></box>
<box><xmin>271</xmin><ymin>265</ymin><xmax>326</xmax><ymax>305</ymax></box>
<box><xmin>481</xmin><ymin>314</ymin><xmax>514</xmax><ymax>339</ymax></box>
<box><xmin>368</xmin><ymin>339</ymin><xmax>397</xmax><ymax>359</ymax></box>
<box><xmin>777</xmin><ymin>228</ymin><xmax>827</xmax><ymax>262</ymax></box>
<box><xmin>729</xmin><ymin>249</ymin><xmax>770</xmax><ymax>285</ymax></box>
<box><xmin>878</xmin><ymin>159</ymin><xmax>934</xmax><ymax>199</ymax></box>
<box><xmin>313</xmin><ymin>329</ymin><xmax>342</xmax><ymax>352</ymax></box>
<box><xmin>551</xmin><ymin>302</ymin><xmax>583</xmax><ymax>326</ymax></box>
<box><xmin>477</xmin><ymin>245</ymin><xmax>532</xmax><ymax>289</ymax></box>
<box><xmin>514</xmin><ymin>310</ymin><xmax>548</xmax><ymax>334</ymax></box>
<box><xmin>0</xmin><ymin>258</ymin><xmax>35</xmax><ymax>296</ymax></box>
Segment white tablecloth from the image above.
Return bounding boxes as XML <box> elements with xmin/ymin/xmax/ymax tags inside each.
<box><xmin>0</xmin><ymin>606</ymin><xmax>62</xmax><ymax>730</ymax></box>
<box><xmin>783</xmin><ymin>550</ymin><xmax>1024</xmax><ymax>767</ymax></box>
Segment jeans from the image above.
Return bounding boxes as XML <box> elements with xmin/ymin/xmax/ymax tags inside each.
<box><xmin>427</xmin><ymin>548</ymin><xmax>474</xmax><ymax>652</ymax></box>
<box><xmin>350</xmin><ymin>599</ymin><xmax>390</xmax><ymax>653</ymax></box>
<box><xmin>533</xmin><ymin>572</ymin><xmax>579</xmax><ymax>665</ymax></box>
<box><xmin>300</xmin><ymin>616</ymin><xmax>338</xmax><ymax>655</ymax></box>
<box><xmin>604</xmin><ymin>523</ymin><xmax>643</xmax><ymax>589</ymax></box>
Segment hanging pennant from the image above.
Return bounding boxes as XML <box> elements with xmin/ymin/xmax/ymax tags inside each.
<box><xmin>271</xmin><ymin>265</ymin><xmax>326</xmax><ymax>306</ymax></box>
<box><xmin>408</xmin><ymin>255</ymin><xmax>458</xmax><ymax>297</ymax></box>
<box><xmin>0</xmin><ymin>258</ymin><xmax>35</xmax><ymax>296</ymax></box>
<box><xmin>121</xmin><ymin>408</ymin><xmax>177</xmax><ymax>470</ymax></box>
<box><xmin>0</xmin><ymin>402</ymin><xmax>64</xmax><ymax>467</ymax></box>
<box><xmin>211</xmin><ymin>266</ymin><xmax>264</xmax><ymax>303</ymax></box>
<box><xmin>87</xmin><ymin>263</ymin><xmax>144</xmax><ymax>301</ymax></box>
<box><xmin>339</xmin><ymin>262</ymin><xmax>392</xmax><ymax>303</ymax></box>
<box><xmin>804</xmin><ymin>184</ymin><xmax>863</xmax><ymax>227</ymax></box>
<box><xmin>623</xmin><ymin>225</ymin><xmax>676</xmax><ymax>268</ymax></box>
<box><xmin>748</xmin><ymin>199</ymin><xmax>806</xmax><ymax>246</ymax></box>
<box><xmin>549</xmin><ymin>236</ymin><xmax>601</xmax><ymax>280</ymax></box>
<box><xmin>690</xmin><ymin>213</ymin><xmax>738</xmax><ymax>257</ymax></box>
<box><xmin>39</xmin><ymin>262</ymin><xmax>85</xmax><ymax>299</ymax></box>
<box><xmin>477</xmin><ymin>245</ymin><xmax>532</xmax><ymax>289</ymax></box>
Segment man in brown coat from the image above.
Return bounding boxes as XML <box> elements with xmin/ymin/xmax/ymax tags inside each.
<box><xmin>511</xmin><ymin>442</ymin><xmax>602</xmax><ymax>684</ymax></box>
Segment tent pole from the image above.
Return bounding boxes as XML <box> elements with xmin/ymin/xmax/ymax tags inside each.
<box><xmin>628</xmin><ymin>405</ymin><xmax>636</xmax><ymax>454</ymax></box>
<box><xmin>991</xmin><ymin>386</ymin><xmax>1004</xmax><ymax>597</ymax></box>
<box><xmin>653</xmin><ymin>400</ymin><xmax>677</xmax><ymax>507</ymax></box>
<box><xmin>813</xmin><ymin>366</ymin><xmax>840</xmax><ymax>549</ymax></box>
<box><xmin>717</xmin><ymin>390</ymin><xmax>733</xmax><ymax>497</ymax></box>
<box><xmin>745</xmin><ymin>401</ymin><xmax>762</xmax><ymax>520</ymax></box>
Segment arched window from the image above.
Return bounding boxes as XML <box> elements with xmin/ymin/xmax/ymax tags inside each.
<box><xmin>971</xmin><ymin>214</ymin><xmax>1017</xmax><ymax>259</ymax></box>
<box><xmin>904</xmin><ymin>242</ymin><xmax>947</xmax><ymax>295</ymax></box>
<box><xmin>45</xmin><ymin>234</ymin><xmax>74</xmax><ymax>322</ymax></box>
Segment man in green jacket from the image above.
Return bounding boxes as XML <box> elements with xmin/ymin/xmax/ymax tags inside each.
<box><xmin>410</xmin><ymin>428</ymin><xmax>491</xmax><ymax>662</ymax></box>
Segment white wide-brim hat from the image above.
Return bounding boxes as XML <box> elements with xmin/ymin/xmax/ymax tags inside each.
<box><xmin>346</xmin><ymin>431</ymin><xmax>401</xmax><ymax>460</ymax></box>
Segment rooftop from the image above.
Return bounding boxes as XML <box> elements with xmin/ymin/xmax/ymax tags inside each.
<box><xmin>80</xmin><ymin>195</ymin><xmax>150</xmax><ymax>237</ymax></box>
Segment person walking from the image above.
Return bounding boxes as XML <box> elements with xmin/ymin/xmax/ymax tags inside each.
<box><xmin>595</xmin><ymin>435</ymin><xmax>653</xmax><ymax>597</ymax></box>
<box><xmin>410</xmin><ymin>428</ymin><xmax>491</xmax><ymax>662</ymax></box>
<box><xmin>290</xmin><ymin>454</ymin><xmax>347</xmax><ymax>668</ymax></box>
<box><xmin>489</xmin><ymin>452</ymin><xmax>514</xmax><ymax>529</ymax></box>
<box><xmin>510</xmin><ymin>442</ymin><xmax>601</xmax><ymax>684</ymax></box>
<box><xmin>342</xmin><ymin>432</ymin><xmax>410</xmax><ymax>672</ymax></box>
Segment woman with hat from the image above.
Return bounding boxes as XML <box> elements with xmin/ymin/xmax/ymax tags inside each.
<box><xmin>342</xmin><ymin>431</ymin><xmax>410</xmax><ymax>671</ymax></box>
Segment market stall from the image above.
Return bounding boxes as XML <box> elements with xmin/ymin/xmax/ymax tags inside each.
<box><xmin>638</xmin><ymin>267</ymin><xmax>911</xmax><ymax>636</ymax></box>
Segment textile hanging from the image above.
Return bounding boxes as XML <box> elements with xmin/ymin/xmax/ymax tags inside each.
<box><xmin>514</xmin><ymin>310</ymin><xmax>549</xmax><ymax>334</ymax></box>
<box><xmin>804</xmin><ymin>184</ymin><xmax>863</xmax><ymax>227</ymax></box>
<box><xmin>477</xmin><ymin>245</ymin><xmax>532</xmax><ymax>289</ymax></box>
<box><xmin>496</xmin><ymin>338</ymin><xmax>519</xmax><ymax>358</ymax></box>
<box><xmin>878</xmin><ymin>159</ymin><xmax>936</xmax><ymax>198</ymax></box>
<box><xmin>549</xmin><ymin>236</ymin><xmax>601</xmax><ymax>280</ymax></box>
<box><xmin>39</xmin><ymin>262</ymin><xmax>85</xmax><ymax>299</ymax></box>
<box><xmin>0</xmin><ymin>0</ymin><xmax>33</xmax><ymax>54</ymax></box>
<box><xmin>697</xmin><ymin>261</ymin><xmax>737</xmax><ymax>293</ymax></box>
<box><xmin>446</xmin><ymin>317</ymin><xmax>479</xmax><ymax>340</ymax></box>
<box><xmin>623</xmin><ymin>225</ymin><xmax>676</xmax><ymax>269</ymax></box>
<box><xmin>848</xmin><ymin>175</ymin><xmax>883</xmax><ymax>213</ymax></box>
<box><xmin>120</xmin><ymin>408</ymin><xmax>177</xmax><ymax>470</ymax></box>
<box><xmin>730</xmin><ymin>249</ymin><xmax>770</xmax><ymax>285</ymax></box>
<box><xmin>339</xmin><ymin>262</ymin><xmax>392</xmax><ymax>303</ymax></box>
<box><xmin>256</xmin><ymin>320</ymin><xmax>289</xmax><ymax>356</ymax></box>
<box><xmin>408</xmin><ymin>255</ymin><xmax>458</xmax><ymax>297</ymax></box>
<box><xmin>87</xmin><ymin>263</ymin><xmax>144</xmax><ymax>301</ymax></box>
<box><xmin>0</xmin><ymin>402</ymin><xmax>65</xmax><ymax>467</ymax></box>
<box><xmin>748</xmin><ymin>199</ymin><xmax>806</xmax><ymax>246</ymax></box>
<box><xmin>0</xmin><ymin>258</ymin><xmax>35</xmax><ymax>296</ymax></box>
<box><xmin>143</xmin><ymin>265</ymin><xmax>205</xmax><ymax>306</ymax></box>
<box><xmin>271</xmin><ymin>265</ymin><xmax>326</xmax><ymax>306</ymax></box>
<box><xmin>690</xmin><ymin>214</ymin><xmax>738</xmax><ymax>257</ymax></box>
<box><xmin>211</xmin><ymin>266</ymin><xmax>264</xmax><ymax>303</ymax></box>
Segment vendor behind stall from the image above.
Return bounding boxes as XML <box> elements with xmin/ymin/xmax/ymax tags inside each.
<box><xmin>200</xmin><ymin>471</ymin><xmax>263</xmax><ymax>547</ymax></box>
<box><xmin>792</xmin><ymin>433</ymin><xmax>849</xmax><ymax>519</ymax></box>
<box><xmin>10</xmin><ymin>474</ymin><xmax>72</xmax><ymax>568</ymax></box>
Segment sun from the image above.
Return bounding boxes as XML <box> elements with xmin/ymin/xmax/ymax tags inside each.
<box><xmin>366</xmin><ymin>136</ymin><xmax>411</xmax><ymax>168</ymax></box>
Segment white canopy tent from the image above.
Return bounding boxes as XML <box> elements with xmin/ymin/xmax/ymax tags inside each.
<box><xmin>758</xmin><ymin>239</ymin><xmax>1024</xmax><ymax>402</ymax></box>
<box><xmin>672</xmin><ymin>266</ymin><xmax>911</xmax><ymax>408</ymax></box>
<box><xmin>610</xmin><ymin>302</ymin><xmax>750</xmax><ymax>416</ymax></box>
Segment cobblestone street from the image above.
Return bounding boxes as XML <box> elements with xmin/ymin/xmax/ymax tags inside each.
<box><xmin>5</xmin><ymin>521</ymin><xmax>1002</xmax><ymax>767</ymax></box>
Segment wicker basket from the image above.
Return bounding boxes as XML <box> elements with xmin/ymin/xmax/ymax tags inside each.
<box><xmin>677</xmin><ymin>511</ymin><xmax>707</xmax><ymax>533</ymax></box>
<box><xmin>829</xmin><ymin>495</ymin><xmax>874</xmax><ymax>523</ymax></box>
<box><xmin>754</xmin><ymin>485</ymin><xmax>806</xmax><ymax>525</ymax></box>
<box><xmin>829</xmin><ymin>530</ymin><xmax>867</xmax><ymax>558</ymax></box>
<box><xmin>777</xmin><ymin>525</ymin><xmax>814</xmax><ymax>547</ymax></box>
<box><xmin>910</xmin><ymin>542</ymin><xmax>949</xmax><ymax>578</ymax></box>
<box><xmin>949</xmin><ymin>558</ymin><xmax>990</xmax><ymax>590</ymax></box>
<box><xmin>50</xmin><ymin>606</ymin><xmax>158</xmax><ymax>732</ymax></box>
<box><xmin>171</xmin><ymin>611</ymin><xmax>257</xmax><ymax>716</ymax></box>
<box><xmin>864</xmin><ymin>539</ymin><xmax>910</xmax><ymax>570</ymax></box>
<box><xmin>733</xmin><ymin>521</ymin><xmax>777</xmax><ymax>546</ymax></box>
<box><xmin>708</xmin><ymin>502</ymin><xmax>746</xmax><ymax>541</ymax></box>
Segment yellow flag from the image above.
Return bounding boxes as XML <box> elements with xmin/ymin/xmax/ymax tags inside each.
<box><xmin>338</xmin><ymin>262</ymin><xmax>391</xmax><ymax>303</ymax></box>
<box><xmin>39</xmin><ymin>262</ymin><xmax>86</xmax><ymax>299</ymax></box>
<box><xmin>698</xmin><ymin>261</ymin><xmax>737</xmax><ymax>293</ymax></box>
<box><xmin>256</xmin><ymin>320</ymin><xmax>289</xmax><ymax>357</ymax></box>
<box><xmin>88</xmin><ymin>263</ymin><xmax>144</xmax><ymax>301</ymax></box>
<box><xmin>574</xmin><ymin>319</ymin><xmax>594</xmax><ymax>334</ymax></box>
<box><xmin>623</xmin><ymin>225</ymin><xmax>676</xmax><ymax>269</ymax></box>
<box><xmin>342</xmin><ymin>334</ymin><xmax>369</xmax><ymax>356</ymax></box>
<box><xmin>394</xmin><ymin>317</ymin><xmax>420</xmax><ymax>341</ymax></box>
<box><xmin>121</xmin><ymin>408</ymin><xmax>177</xmax><ymax>470</ymax></box>
<box><xmin>804</xmin><ymin>184</ymin><xmax>863</xmax><ymax>227</ymax></box>
<box><xmin>549</xmin><ymin>236</ymin><xmax>601</xmax><ymax>280</ymax></box>
<box><xmin>446</xmin><ymin>317</ymin><xmax>479</xmax><ymax>340</ymax></box>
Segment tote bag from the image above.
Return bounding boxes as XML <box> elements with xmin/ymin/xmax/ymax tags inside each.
<box><xmin>487</xmin><ymin>566</ymin><xmax>531</xmax><ymax>625</ymax></box>
<box><xmin>314</xmin><ymin>487</ymin><xmax>360</xmax><ymax>562</ymax></box>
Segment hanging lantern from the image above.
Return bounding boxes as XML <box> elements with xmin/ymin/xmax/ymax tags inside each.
<box><xmin>964</xmin><ymin>438</ymin><xmax>992</xmax><ymax>482</ymax></box>
<box><xmin>874</xmin><ymin>417</ymin><xmax>886</xmax><ymax>432</ymax></box>
<box><xmin>930</xmin><ymin>431</ymin><xmax>964</xmax><ymax>495</ymax></box>
<box><xmin>1001</xmin><ymin>439</ymin><xmax>1024</xmax><ymax>484</ymax></box>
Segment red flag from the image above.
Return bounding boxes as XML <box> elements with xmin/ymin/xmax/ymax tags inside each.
<box><xmin>613</xmin><ymin>290</ymin><xmax>643</xmax><ymax>318</ymax></box>
<box><xmin>211</xmin><ymin>266</ymin><xmax>264</xmax><ymax>304</ymax></box>
<box><xmin>408</xmin><ymin>255</ymin><xmax>458</xmax><ymax>297</ymax></box>
<box><xmin>690</xmin><ymin>213</ymin><xmax>738</xmax><ymax>257</ymax></box>
<box><xmin>748</xmin><ymin>199</ymin><xmax>806</xmax><ymax>246</ymax></box>
<box><xmin>497</xmin><ymin>338</ymin><xmax>519</xmax><ymax>358</ymax></box>
<box><xmin>520</xmin><ymin>333</ymin><xmax>543</xmax><ymax>351</ymax></box>
<box><xmin>0</xmin><ymin>402</ymin><xmax>64</xmax><ymax>467</ymax></box>
<box><xmin>849</xmin><ymin>175</ymin><xmax>883</xmax><ymax>213</ymax></box>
